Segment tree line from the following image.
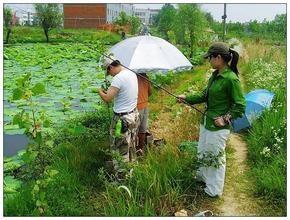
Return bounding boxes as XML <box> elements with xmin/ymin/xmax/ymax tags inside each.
<box><xmin>4</xmin><ymin>3</ymin><xmax>286</xmax><ymax>45</ymax></box>
<box><xmin>152</xmin><ymin>4</ymin><xmax>286</xmax><ymax>56</ymax></box>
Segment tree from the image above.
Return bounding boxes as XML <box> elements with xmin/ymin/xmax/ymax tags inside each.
<box><xmin>34</xmin><ymin>4</ymin><xmax>62</xmax><ymax>43</ymax></box>
<box><xmin>248</xmin><ymin>20</ymin><xmax>260</xmax><ymax>35</ymax></box>
<box><xmin>151</xmin><ymin>13</ymin><xmax>159</xmax><ymax>26</ymax></box>
<box><xmin>114</xmin><ymin>11</ymin><xmax>130</xmax><ymax>26</ymax></box>
<box><xmin>204</xmin><ymin>12</ymin><xmax>214</xmax><ymax>25</ymax></box>
<box><xmin>130</xmin><ymin>16</ymin><xmax>141</xmax><ymax>35</ymax></box>
<box><xmin>157</xmin><ymin>4</ymin><xmax>176</xmax><ymax>40</ymax></box>
<box><xmin>272</xmin><ymin>14</ymin><xmax>286</xmax><ymax>40</ymax></box>
<box><xmin>114</xmin><ymin>12</ymin><xmax>141</xmax><ymax>35</ymax></box>
<box><xmin>174</xmin><ymin>4</ymin><xmax>208</xmax><ymax>58</ymax></box>
<box><xmin>4</xmin><ymin>6</ymin><xmax>13</xmax><ymax>44</ymax></box>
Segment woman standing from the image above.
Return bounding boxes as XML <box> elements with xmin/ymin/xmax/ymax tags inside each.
<box><xmin>178</xmin><ymin>42</ymin><xmax>246</xmax><ymax>197</ymax></box>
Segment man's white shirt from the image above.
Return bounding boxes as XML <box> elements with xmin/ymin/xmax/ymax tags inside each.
<box><xmin>110</xmin><ymin>69</ymin><xmax>138</xmax><ymax>113</ymax></box>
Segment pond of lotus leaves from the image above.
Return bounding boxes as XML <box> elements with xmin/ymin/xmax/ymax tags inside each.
<box><xmin>4</xmin><ymin>43</ymin><xmax>109</xmax><ymax>156</ymax></box>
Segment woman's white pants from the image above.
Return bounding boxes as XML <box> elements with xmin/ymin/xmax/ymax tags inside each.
<box><xmin>196</xmin><ymin>125</ymin><xmax>230</xmax><ymax>197</ymax></box>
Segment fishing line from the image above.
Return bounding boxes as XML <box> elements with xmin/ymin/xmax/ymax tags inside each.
<box><xmin>100</xmin><ymin>52</ymin><xmax>213</xmax><ymax>120</ymax></box>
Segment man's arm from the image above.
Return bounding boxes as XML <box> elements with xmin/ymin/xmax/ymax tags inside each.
<box><xmin>99</xmin><ymin>86</ymin><xmax>119</xmax><ymax>103</ymax></box>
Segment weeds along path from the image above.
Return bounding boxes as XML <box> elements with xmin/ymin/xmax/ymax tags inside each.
<box><xmin>148</xmin><ymin>64</ymin><xmax>265</xmax><ymax>216</ymax></box>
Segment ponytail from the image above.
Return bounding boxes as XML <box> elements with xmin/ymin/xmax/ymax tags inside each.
<box><xmin>229</xmin><ymin>48</ymin><xmax>239</xmax><ymax>76</ymax></box>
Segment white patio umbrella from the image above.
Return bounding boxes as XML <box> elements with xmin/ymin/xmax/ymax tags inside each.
<box><xmin>108</xmin><ymin>35</ymin><xmax>193</xmax><ymax>73</ymax></box>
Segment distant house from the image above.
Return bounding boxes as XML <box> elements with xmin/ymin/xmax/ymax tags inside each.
<box><xmin>134</xmin><ymin>8</ymin><xmax>160</xmax><ymax>25</ymax></box>
<box><xmin>63</xmin><ymin>3</ymin><xmax>134</xmax><ymax>29</ymax></box>
<box><xmin>134</xmin><ymin>8</ymin><xmax>150</xmax><ymax>25</ymax></box>
<box><xmin>106</xmin><ymin>4</ymin><xmax>134</xmax><ymax>23</ymax></box>
<box><xmin>18</xmin><ymin>12</ymin><xmax>36</xmax><ymax>25</ymax></box>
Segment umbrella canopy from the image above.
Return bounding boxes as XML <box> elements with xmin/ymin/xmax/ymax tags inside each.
<box><xmin>232</xmin><ymin>89</ymin><xmax>275</xmax><ymax>132</ymax></box>
<box><xmin>108</xmin><ymin>35</ymin><xmax>192</xmax><ymax>73</ymax></box>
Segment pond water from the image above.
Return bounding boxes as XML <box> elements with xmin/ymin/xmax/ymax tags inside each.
<box><xmin>4</xmin><ymin>43</ymin><xmax>107</xmax><ymax>157</ymax></box>
<box><xmin>4</xmin><ymin>134</ymin><xmax>29</xmax><ymax>156</ymax></box>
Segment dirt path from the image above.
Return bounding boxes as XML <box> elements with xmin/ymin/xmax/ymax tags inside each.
<box><xmin>217</xmin><ymin>134</ymin><xmax>265</xmax><ymax>216</ymax></box>
<box><xmin>213</xmin><ymin>40</ymin><xmax>265</xmax><ymax>216</ymax></box>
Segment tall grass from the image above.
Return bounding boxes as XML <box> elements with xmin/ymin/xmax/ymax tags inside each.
<box><xmin>100</xmin><ymin>143</ymin><xmax>198</xmax><ymax>216</ymax></box>
<box><xmin>241</xmin><ymin>40</ymin><xmax>286</xmax><ymax>213</ymax></box>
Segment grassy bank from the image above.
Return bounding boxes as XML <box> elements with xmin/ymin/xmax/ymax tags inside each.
<box><xmin>240</xmin><ymin>40</ymin><xmax>286</xmax><ymax>214</ymax></box>
<box><xmin>4</xmin><ymin>26</ymin><xmax>121</xmax><ymax>44</ymax></box>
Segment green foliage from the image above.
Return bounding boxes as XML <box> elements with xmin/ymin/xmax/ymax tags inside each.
<box><xmin>179</xmin><ymin>46</ymin><xmax>207</xmax><ymax>66</ymax></box>
<box><xmin>271</xmin><ymin>14</ymin><xmax>286</xmax><ymax>40</ymax></box>
<box><xmin>130</xmin><ymin>16</ymin><xmax>141</xmax><ymax>35</ymax></box>
<box><xmin>4</xmin><ymin>43</ymin><xmax>107</xmax><ymax>136</ymax></box>
<box><xmin>4</xmin><ymin>6</ymin><xmax>13</xmax><ymax>43</ymax></box>
<box><xmin>3</xmin><ymin>30</ymin><xmax>121</xmax><ymax>216</ymax></box>
<box><xmin>156</xmin><ymin>4</ymin><xmax>176</xmax><ymax>40</ymax></box>
<box><xmin>4</xmin><ymin>150</ymin><xmax>26</xmax><ymax>174</ymax></box>
<box><xmin>153</xmin><ymin>4</ymin><xmax>211</xmax><ymax>60</ymax></box>
<box><xmin>32</xmin><ymin>83</ymin><xmax>46</xmax><ymax>95</ymax></box>
<box><xmin>12</xmin><ymin>88</ymin><xmax>24</xmax><ymax>100</ymax></box>
<box><xmin>4</xmin><ymin>6</ymin><xmax>13</xmax><ymax>29</ymax></box>
<box><xmin>34</xmin><ymin>4</ymin><xmax>63</xmax><ymax>42</ymax></box>
<box><xmin>242</xmin><ymin>52</ymin><xmax>286</xmax><ymax>208</ymax></box>
<box><xmin>150</xmin><ymin>71</ymin><xmax>177</xmax><ymax>87</ymax></box>
<box><xmin>246</xmin><ymin>93</ymin><xmax>286</xmax><ymax>201</ymax></box>
<box><xmin>3</xmin><ymin>26</ymin><xmax>121</xmax><ymax>44</ymax></box>
<box><xmin>243</xmin><ymin>58</ymin><xmax>286</xmax><ymax>94</ymax></box>
<box><xmin>4</xmin><ymin>107</ymin><xmax>112</xmax><ymax>216</ymax></box>
<box><xmin>211</xmin><ymin>14</ymin><xmax>286</xmax><ymax>43</ymax></box>
<box><xmin>114</xmin><ymin>11</ymin><xmax>130</xmax><ymax>26</ymax></box>
<box><xmin>30</xmin><ymin>168</ymin><xmax>59</xmax><ymax>215</ymax></box>
<box><xmin>173</xmin><ymin>4</ymin><xmax>209</xmax><ymax>58</ymax></box>
<box><xmin>114</xmin><ymin>12</ymin><xmax>141</xmax><ymax>35</ymax></box>
<box><xmin>4</xmin><ymin>176</ymin><xmax>22</xmax><ymax>194</ymax></box>
<box><xmin>101</xmin><ymin>144</ymin><xmax>198</xmax><ymax>216</ymax></box>
<box><xmin>4</xmin><ymin>183</ymin><xmax>35</xmax><ymax>216</ymax></box>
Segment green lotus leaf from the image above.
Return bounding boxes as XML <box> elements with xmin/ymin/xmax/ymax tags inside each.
<box><xmin>4</xmin><ymin>176</ymin><xmax>22</xmax><ymax>193</ymax></box>
<box><xmin>32</xmin><ymin>83</ymin><xmax>46</xmax><ymax>95</ymax></box>
<box><xmin>12</xmin><ymin>88</ymin><xmax>24</xmax><ymax>100</ymax></box>
<box><xmin>4</xmin><ymin>159</ymin><xmax>24</xmax><ymax>172</ymax></box>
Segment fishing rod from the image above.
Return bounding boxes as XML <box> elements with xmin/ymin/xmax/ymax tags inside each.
<box><xmin>100</xmin><ymin>52</ymin><xmax>213</xmax><ymax>120</ymax></box>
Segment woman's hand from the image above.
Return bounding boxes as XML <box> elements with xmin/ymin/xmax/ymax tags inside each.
<box><xmin>177</xmin><ymin>94</ymin><xmax>186</xmax><ymax>103</ymax></box>
<box><xmin>214</xmin><ymin>116</ymin><xmax>226</xmax><ymax>127</ymax></box>
<box><xmin>214</xmin><ymin>114</ymin><xmax>232</xmax><ymax>127</ymax></box>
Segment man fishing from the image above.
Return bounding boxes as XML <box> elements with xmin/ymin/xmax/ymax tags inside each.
<box><xmin>99</xmin><ymin>56</ymin><xmax>139</xmax><ymax>163</ymax></box>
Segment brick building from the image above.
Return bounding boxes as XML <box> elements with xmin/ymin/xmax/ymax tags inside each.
<box><xmin>63</xmin><ymin>3</ymin><xmax>134</xmax><ymax>29</ymax></box>
<box><xmin>63</xmin><ymin>4</ymin><xmax>106</xmax><ymax>28</ymax></box>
